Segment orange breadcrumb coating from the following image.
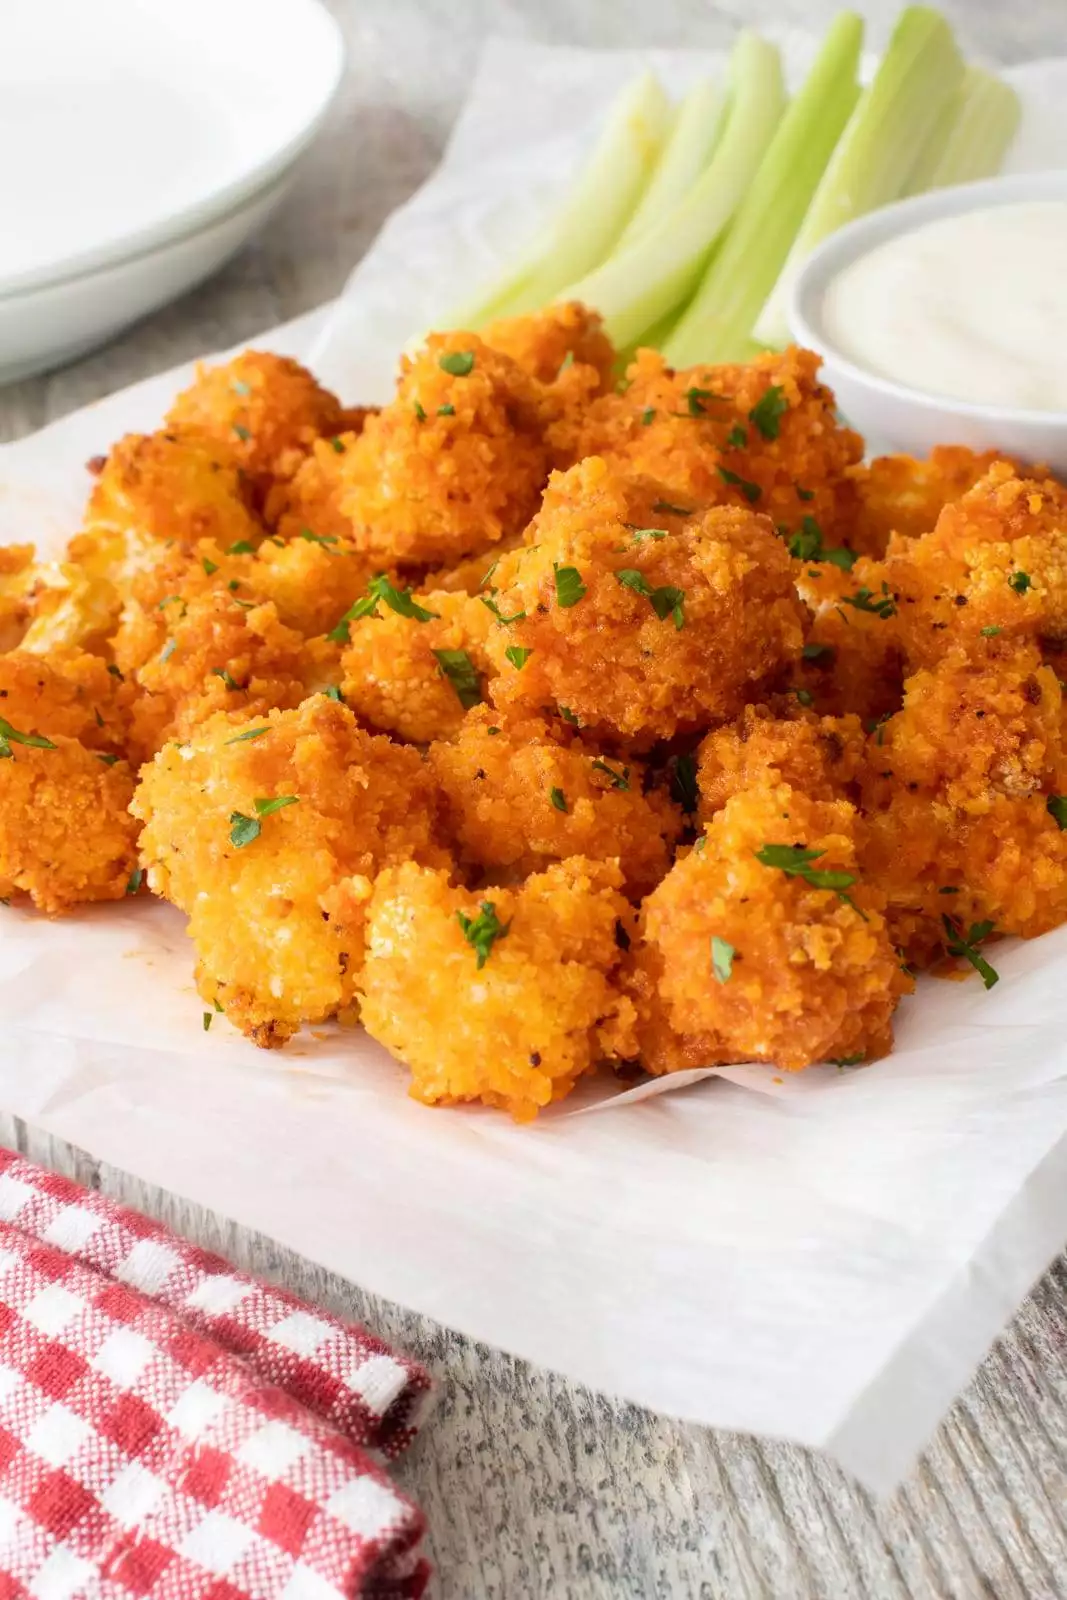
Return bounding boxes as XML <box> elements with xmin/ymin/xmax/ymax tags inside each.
<box><xmin>696</xmin><ymin>704</ymin><xmax>866</xmax><ymax>823</ymax></box>
<box><xmin>423</xmin><ymin>537</ymin><xmax>523</xmax><ymax>597</ymax></box>
<box><xmin>0</xmin><ymin>739</ymin><xmax>139</xmax><ymax>914</ymax></box>
<box><xmin>359</xmin><ymin>856</ymin><xmax>638</xmax><ymax>1119</ymax></box>
<box><xmin>166</xmin><ymin>350</ymin><xmax>344</xmax><ymax>496</ymax></box>
<box><xmin>846</xmin><ymin>446</ymin><xmax>1007</xmax><ymax>558</ymax></box>
<box><xmin>861</xmin><ymin>643</ymin><xmax>1067</xmax><ymax>961</ymax></box>
<box><xmin>428</xmin><ymin>705</ymin><xmax>683</xmax><ymax>896</ymax></box>
<box><xmin>132</xmin><ymin>697</ymin><xmax>446</xmax><ymax>1045</ymax></box>
<box><xmin>887</xmin><ymin>463</ymin><xmax>1067</xmax><ymax>670</ymax></box>
<box><xmin>636</xmin><ymin>784</ymin><xmax>908</xmax><ymax>1073</ymax></box>
<box><xmin>0</xmin><ymin>545</ymin><xmax>36</xmax><ymax>652</ymax></box>
<box><xmin>340</xmin><ymin>589</ymin><xmax>495</xmax><ymax>744</ymax></box>
<box><xmin>0</xmin><ymin>649</ymin><xmax>130</xmax><ymax>757</ymax></box>
<box><xmin>486</xmin><ymin>456</ymin><xmax>807</xmax><ymax>745</ymax></box>
<box><xmin>483</xmin><ymin>301</ymin><xmax>616</xmax><ymax>390</ymax></box>
<box><xmin>551</xmin><ymin>345</ymin><xmax>862</xmax><ymax>542</ymax></box>
<box><xmin>274</xmin><ymin>333</ymin><xmax>552</xmax><ymax>566</ymax></box>
<box><xmin>794</xmin><ymin>555</ymin><xmax>906</xmax><ymax>723</ymax></box>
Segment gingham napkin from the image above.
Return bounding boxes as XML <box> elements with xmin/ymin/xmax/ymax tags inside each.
<box><xmin>0</xmin><ymin>1151</ymin><xmax>431</xmax><ymax>1598</ymax></box>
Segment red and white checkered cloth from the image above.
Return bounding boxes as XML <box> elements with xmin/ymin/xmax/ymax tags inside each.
<box><xmin>0</xmin><ymin>1151</ymin><xmax>432</xmax><ymax>1599</ymax></box>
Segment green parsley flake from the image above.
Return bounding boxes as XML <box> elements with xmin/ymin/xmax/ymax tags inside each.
<box><xmin>794</xmin><ymin>687</ymin><xmax>813</xmax><ymax>707</ymax></box>
<box><xmin>711</xmin><ymin>936</ymin><xmax>735</xmax><ymax>985</ymax></box>
<box><xmin>627</xmin><ymin>526</ymin><xmax>668</xmax><ymax>543</ymax></box>
<box><xmin>558</xmin><ymin>706</ymin><xmax>580</xmax><ymax>726</ymax></box>
<box><xmin>1010</xmin><ymin>571</ymin><xmax>1032</xmax><ymax>594</ymax></box>
<box><xmin>615</xmin><ymin>569</ymin><xmax>685</xmax><ymax>629</ymax></box>
<box><xmin>796</xmin><ymin>485</ymin><xmax>815</xmax><ymax>502</ymax></box>
<box><xmin>980</xmin><ymin>625</ymin><xmax>1003</xmax><ymax>637</ymax></box>
<box><xmin>748</xmin><ymin>385</ymin><xmax>788</xmax><ymax>440</ymax></box>
<box><xmin>327</xmin><ymin>575</ymin><xmax>439</xmax><ymax>642</ymax></box>
<box><xmin>227</xmin><ymin>540</ymin><xmax>256</xmax><ymax>555</ymax></box>
<box><xmin>1048</xmin><ymin>795</ymin><xmax>1067</xmax><ymax>830</ymax></box>
<box><xmin>481</xmin><ymin>596</ymin><xmax>526</xmax><ymax>625</ymax></box>
<box><xmin>505</xmin><ymin>646</ymin><xmax>532</xmax><ymax>670</ymax></box>
<box><xmin>202</xmin><ymin>557</ymin><xmax>219</xmax><ymax>576</ymax></box>
<box><xmin>786</xmin><ymin>516</ymin><xmax>857</xmax><ymax>571</ymax></box>
<box><xmin>841</xmin><ymin>583</ymin><xmax>897</xmax><ymax>619</ymax></box>
<box><xmin>652</xmin><ymin>500</ymin><xmax>693</xmax><ymax>518</ymax></box>
<box><xmin>158</xmin><ymin>594</ymin><xmax>183</xmax><ymax>610</ymax></box>
<box><xmin>755</xmin><ymin>842</ymin><xmax>860</xmax><ymax>912</ymax></box>
<box><xmin>480</xmin><ymin>557</ymin><xmax>500</xmax><ymax>591</ymax></box>
<box><xmin>829</xmin><ymin>1053</ymin><xmax>865</xmax><ymax>1068</ymax></box>
<box><xmin>233</xmin><ymin>425</ymin><xmax>252</xmax><ymax>442</ymax></box>
<box><xmin>487</xmin><ymin>725</ymin><xmax>501</xmax><ymax>735</ymax></box>
<box><xmin>553</xmin><ymin>564</ymin><xmax>586</xmax><ymax>608</ymax></box>
<box><xmin>438</xmin><ymin>403</ymin><xmax>456</xmax><ymax>417</ymax></box>
<box><xmin>255</xmin><ymin>795</ymin><xmax>299</xmax><ymax>818</ymax></box>
<box><xmin>802</xmin><ymin>642</ymin><xmax>834</xmax><ymax>662</ymax></box>
<box><xmin>96</xmin><ymin>753</ymin><xmax>119</xmax><ymax>766</ymax></box>
<box><xmin>439</xmin><ymin>350</ymin><xmax>475</xmax><ymax>377</ymax></box>
<box><xmin>330</xmin><ymin>437</ymin><xmax>346</xmax><ymax>454</ymax></box>
<box><xmin>229</xmin><ymin>812</ymin><xmax>260</xmax><ymax>848</ymax></box>
<box><xmin>231</xmin><ymin>378</ymin><xmax>252</xmax><ymax>397</ymax></box>
<box><xmin>0</xmin><ymin>717</ymin><xmax>56</xmax><ymax>759</ymax></box>
<box><xmin>212</xmin><ymin>668</ymin><xmax>241</xmax><ymax>691</ymax></box>
<box><xmin>726</xmin><ymin>424</ymin><xmax>748</xmax><ymax>449</ymax></box>
<box><xmin>669</xmin><ymin>752</ymin><xmax>698</xmax><ymax>813</ymax></box>
<box><xmin>550</xmin><ymin>786</ymin><xmax>568</xmax><ymax>813</ymax></box>
<box><xmin>682</xmin><ymin>386</ymin><xmax>724</xmax><ymax>417</ymax></box>
<box><xmin>202</xmin><ymin>1011</ymin><xmax>213</xmax><ymax>1032</ymax></box>
<box><xmin>300</xmin><ymin>528</ymin><xmax>339</xmax><ymax>547</ymax></box>
<box><xmin>433</xmin><ymin>649</ymin><xmax>482</xmax><ymax>709</ymax></box>
<box><xmin>641</xmin><ymin>407</ymin><xmax>655</xmax><ymax>425</ymax></box>
<box><xmin>126</xmin><ymin>867</ymin><xmax>143</xmax><ymax>896</ymax></box>
<box><xmin>322</xmin><ymin>685</ymin><xmax>345</xmax><ymax>703</ymax></box>
<box><xmin>413</xmin><ymin>401</ymin><xmax>427</xmax><ymax>422</ymax></box>
<box><xmin>717</xmin><ymin>465</ymin><xmax>761</xmax><ymax>503</ymax></box>
<box><xmin>942</xmin><ymin>915</ymin><xmax>999</xmax><ymax>989</ymax></box>
<box><xmin>592</xmin><ymin>759</ymin><xmax>629</xmax><ymax>790</ymax></box>
<box><xmin>456</xmin><ymin>900</ymin><xmax>510</xmax><ymax>968</ymax></box>
<box><xmin>225</xmin><ymin>727</ymin><xmax>269</xmax><ymax>744</ymax></box>
<box><xmin>107</xmin><ymin>664</ymin><xmax>124</xmax><ymax>680</ymax></box>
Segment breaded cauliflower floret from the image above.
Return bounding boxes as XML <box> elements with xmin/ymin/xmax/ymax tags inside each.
<box><xmin>551</xmin><ymin>346</ymin><xmax>862</xmax><ymax>542</ymax></box>
<box><xmin>696</xmin><ymin>704</ymin><xmax>865</xmax><ymax>823</ymax></box>
<box><xmin>339</xmin><ymin>587</ymin><xmax>495</xmax><ymax>744</ymax></box>
<box><xmin>359</xmin><ymin>856</ymin><xmax>637</xmax><ymax>1119</ymax></box>
<box><xmin>0</xmin><ymin>737</ymin><xmax>139</xmax><ymax>914</ymax></box>
<box><xmin>428</xmin><ymin>706</ymin><xmax>683</xmax><ymax>896</ymax></box>
<box><xmin>794</xmin><ymin>555</ymin><xmax>905</xmax><ymax>723</ymax></box>
<box><xmin>486</xmin><ymin>456</ymin><xmax>807</xmax><ymax>744</ymax></box>
<box><xmin>165</xmin><ymin>351</ymin><xmax>344</xmax><ymax>495</ymax></box>
<box><xmin>635</xmin><ymin>784</ymin><xmax>908</xmax><ymax>1073</ymax></box>
<box><xmin>0</xmin><ymin>545</ymin><xmax>36</xmax><ymax>651</ymax></box>
<box><xmin>0</xmin><ymin>648</ymin><xmax>130</xmax><ymax>756</ymax></box>
<box><xmin>861</xmin><ymin>644</ymin><xmax>1067</xmax><ymax>962</ymax></box>
<box><xmin>887</xmin><ymin>464</ymin><xmax>1067</xmax><ymax>670</ymax></box>
<box><xmin>482</xmin><ymin>302</ymin><xmax>616</xmax><ymax>389</ymax></box>
<box><xmin>132</xmin><ymin>698</ymin><xmax>445</xmax><ymax>1045</ymax></box>
<box><xmin>274</xmin><ymin>333</ymin><xmax>552</xmax><ymax>566</ymax></box>
<box><xmin>846</xmin><ymin>446</ymin><xmax>1006</xmax><ymax>558</ymax></box>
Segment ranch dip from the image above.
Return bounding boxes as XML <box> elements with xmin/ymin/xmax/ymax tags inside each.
<box><xmin>821</xmin><ymin>200</ymin><xmax>1067</xmax><ymax>413</ymax></box>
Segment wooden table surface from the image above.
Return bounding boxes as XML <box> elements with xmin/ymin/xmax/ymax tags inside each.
<box><xmin>4</xmin><ymin>2</ymin><xmax>1067</xmax><ymax>1594</ymax></box>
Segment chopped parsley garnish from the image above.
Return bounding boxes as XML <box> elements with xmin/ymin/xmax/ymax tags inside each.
<box><xmin>158</xmin><ymin>594</ymin><xmax>183</xmax><ymax>610</ymax></box>
<box><xmin>748</xmin><ymin>385</ymin><xmax>788</xmax><ymax>440</ymax></box>
<box><xmin>550</xmin><ymin>786</ymin><xmax>568</xmax><ymax>813</ymax></box>
<box><xmin>487</xmin><ymin>725</ymin><xmax>500</xmax><ymax>735</ymax></box>
<box><xmin>330</xmin><ymin>437</ymin><xmax>346</xmax><ymax>454</ymax></box>
<box><xmin>225</xmin><ymin>727</ymin><xmax>269</xmax><ymax>744</ymax></box>
<box><xmin>669</xmin><ymin>751</ymin><xmax>698</xmax><ymax>814</ymax></box>
<box><xmin>794</xmin><ymin>687</ymin><xmax>813</xmax><ymax>707</ymax></box>
<box><xmin>229</xmin><ymin>795</ymin><xmax>299</xmax><ymax>848</ymax></box>
<box><xmin>227</xmin><ymin>539</ymin><xmax>256</xmax><ymax>555</ymax></box>
<box><xmin>413</xmin><ymin>401</ymin><xmax>427</xmax><ymax>422</ymax></box>
<box><xmin>300</xmin><ymin>527</ymin><xmax>339</xmax><ymax>547</ymax></box>
<box><xmin>480</xmin><ymin>595</ymin><xmax>526</xmax><ymax>624</ymax></box>
<box><xmin>437</xmin><ymin>403</ymin><xmax>456</xmax><ymax>417</ymax></box>
<box><xmin>553</xmin><ymin>564</ymin><xmax>586</xmax><ymax>608</ymax></box>
<box><xmin>480</xmin><ymin>557</ymin><xmax>499</xmax><ymax>591</ymax></box>
<box><xmin>796</xmin><ymin>485</ymin><xmax>815</xmax><ymax>502</ymax></box>
<box><xmin>786</xmin><ymin>516</ymin><xmax>857</xmax><ymax>571</ymax></box>
<box><xmin>159</xmin><ymin>638</ymin><xmax>177</xmax><ymax>663</ymax></box>
<box><xmin>432</xmin><ymin>648</ymin><xmax>482</xmax><ymax>708</ymax></box>
<box><xmin>0</xmin><ymin>717</ymin><xmax>56</xmax><ymax>759</ymax></box>
<box><xmin>1010</xmin><ymin>570</ymin><xmax>1032</xmax><ymax>594</ymax></box>
<box><xmin>755</xmin><ymin>842</ymin><xmax>859</xmax><ymax>911</ymax></box>
<box><xmin>711</xmin><ymin>936</ymin><xmax>735</xmax><ymax>985</ymax></box>
<box><xmin>505</xmin><ymin>646</ymin><xmax>532</xmax><ymax>670</ymax></box>
<box><xmin>652</xmin><ymin>500</ymin><xmax>693</xmax><ymax>518</ymax></box>
<box><xmin>591</xmin><ymin>758</ymin><xmax>630</xmax><ymax>790</ymax></box>
<box><xmin>202</xmin><ymin>557</ymin><xmax>219</xmax><ymax>576</ymax></box>
<box><xmin>558</xmin><ymin>705</ymin><xmax>580</xmax><ymax>726</ymax></box>
<box><xmin>107</xmin><ymin>664</ymin><xmax>124</xmax><ymax>680</ymax></box>
<box><xmin>802</xmin><ymin>642</ymin><xmax>834</xmax><ymax>662</ymax></box>
<box><xmin>212</xmin><ymin>668</ymin><xmax>241</xmax><ymax>691</ymax></box>
<box><xmin>202</xmin><ymin>1011</ymin><xmax>213</xmax><ymax>1032</ymax></box>
<box><xmin>939</xmin><ymin>886</ymin><xmax>960</xmax><ymax>895</ymax></box>
<box><xmin>231</xmin><ymin>378</ymin><xmax>252</xmax><ymax>397</ymax></box>
<box><xmin>125</xmin><ymin>867</ymin><xmax>143</xmax><ymax>896</ymax></box>
<box><xmin>841</xmin><ymin>583</ymin><xmax>897</xmax><ymax>619</ymax></box>
<box><xmin>558</xmin><ymin>351</ymin><xmax>575</xmax><ymax>372</ymax></box>
<box><xmin>942</xmin><ymin>915</ymin><xmax>999</xmax><ymax>989</ymax></box>
<box><xmin>726</xmin><ymin>425</ymin><xmax>748</xmax><ymax>449</ymax></box>
<box><xmin>439</xmin><ymin>350</ymin><xmax>475</xmax><ymax>377</ymax></box>
<box><xmin>829</xmin><ymin>1053</ymin><xmax>865</xmax><ymax>1068</ymax></box>
<box><xmin>866</xmin><ymin>711</ymin><xmax>892</xmax><ymax>746</ymax></box>
<box><xmin>456</xmin><ymin>900</ymin><xmax>509</xmax><ymax>968</ymax></box>
<box><xmin>96</xmin><ymin>753</ymin><xmax>119</xmax><ymax>767</ymax></box>
<box><xmin>641</xmin><ymin>407</ymin><xmax>655</xmax><ymax>425</ymax></box>
<box><xmin>255</xmin><ymin>795</ymin><xmax>298</xmax><ymax>817</ymax></box>
<box><xmin>682</xmin><ymin>385</ymin><xmax>724</xmax><ymax>417</ymax></box>
<box><xmin>717</xmin><ymin>465</ymin><xmax>761</xmax><ymax>503</ymax></box>
<box><xmin>980</xmin><ymin>626</ymin><xmax>1003</xmax><ymax>637</ymax></box>
<box><xmin>627</xmin><ymin>526</ymin><xmax>668</xmax><ymax>543</ymax></box>
<box><xmin>322</xmin><ymin>685</ymin><xmax>345</xmax><ymax>703</ymax></box>
<box><xmin>228</xmin><ymin>580</ymin><xmax>240</xmax><ymax>592</ymax></box>
<box><xmin>1048</xmin><ymin>795</ymin><xmax>1067</xmax><ymax>830</ymax></box>
<box><xmin>233</xmin><ymin>425</ymin><xmax>252</xmax><ymax>442</ymax></box>
<box><xmin>327</xmin><ymin>575</ymin><xmax>439</xmax><ymax>642</ymax></box>
<box><xmin>615</xmin><ymin>569</ymin><xmax>685</xmax><ymax>629</ymax></box>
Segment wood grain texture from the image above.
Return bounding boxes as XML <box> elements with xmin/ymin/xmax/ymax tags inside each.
<box><xmin>4</xmin><ymin>2</ymin><xmax>1067</xmax><ymax>1594</ymax></box>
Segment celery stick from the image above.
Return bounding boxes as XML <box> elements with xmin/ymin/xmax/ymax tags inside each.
<box><xmin>556</xmin><ymin>32</ymin><xmax>786</xmax><ymax>351</ymax></box>
<box><xmin>442</xmin><ymin>72</ymin><xmax>671</xmax><ymax>329</ymax></box>
<box><xmin>617</xmin><ymin>78</ymin><xmax>729</xmax><ymax>245</ymax></box>
<box><xmin>663</xmin><ymin>13</ymin><xmax>863</xmax><ymax>367</ymax></box>
<box><xmin>904</xmin><ymin>66</ymin><xmax>1020</xmax><ymax>193</ymax></box>
<box><xmin>753</xmin><ymin>7</ymin><xmax>965</xmax><ymax>350</ymax></box>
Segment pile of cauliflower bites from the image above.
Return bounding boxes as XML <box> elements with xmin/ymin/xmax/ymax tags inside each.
<box><xmin>3</xmin><ymin>301</ymin><xmax>1066</xmax><ymax>1118</ymax></box>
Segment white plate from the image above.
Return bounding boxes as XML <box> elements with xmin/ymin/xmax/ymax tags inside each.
<box><xmin>0</xmin><ymin>0</ymin><xmax>343</xmax><ymax>298</ymax></box>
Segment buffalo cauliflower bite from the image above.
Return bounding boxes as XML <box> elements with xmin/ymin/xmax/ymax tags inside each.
<box><xmin>793</xmin><ymin>555</ymin><xmax>906</xmax><ymax>724</ymax></box>
<box><xmin>428</xmin><ymin>705</ymin><xmax>683</xmax><ymax>896</ymax></box>
<box><xmin>696</xmin><ymin>704</ymin><xmax>866</xmax><ymax>823</ymax></box>
<box><xmin>274</xmin><ymin>333</ymin><xmax>553</xmax><ymax>567</ymax></box>
<box><xmin>359</xmin><ymin>856</ymin><xmax>638</xmax><ymax>1119</ymax></box>
<box><xmin>861</xmin><ymin>643</ymin><xmax>1067</xmax><ymax>962</ymax></box>
<box><xmin>482</xmin><ymin>301</ymin><xmax>616</xmax><ymax>390</ymax></box>
<box><xmin>132</xmin><ymin>697</ymin><xmax>446</xmax><ymax>1045</ymax></box>
<box><xmin>165</xmin><ymin>350</ymin><xmax>344</xmax><ymax>495</ymax></box>
<box><xmin>486</xmin><ymin>456</ymin><xmax>807</xmax><ymax>745</ymax></box>
<box><xmin>0</xmin><ymin>649</ymin><xmax>130</xmax><ymax>757</ymax></box>
<box><xmin>846</xmin><ymin>446</ymin><xmax>1007</xmax><ymax>558</ymax></box>
<box><xmin>635</xmin><ymin>784</ymin><xmax>908</xmax><ymax>1073</ymax></box>
<box><xmin>551</xmin><ymin>345</ymin><xmax>862</xmax><ymax>542</ymax></box>
<box><xmin>339</xmin><ymin>587</ymin><xmax>495</xmax><ymax>744</ymax></box>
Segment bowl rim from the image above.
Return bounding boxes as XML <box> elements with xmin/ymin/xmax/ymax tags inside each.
<box><xmin>788</xmin><ymin>169</ymin><xmax>1067</xmax><ymax>427</ymax></box>
<box><xmin>0</xmin><ymin>0</ymin><xmax>344</xmax><ymax>302</ymax></box>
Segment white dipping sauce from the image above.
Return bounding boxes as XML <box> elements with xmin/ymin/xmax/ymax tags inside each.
<box><xmin>822</xmin><ymin>201</ymin><xmax>1067</xmax><ymax>413</ymax></box>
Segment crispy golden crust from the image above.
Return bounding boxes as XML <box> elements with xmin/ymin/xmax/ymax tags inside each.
<box><xmin>340</xmin><ymin>589</ymin><xmax>496</xmax><ymax>744</ymax></box>
<box><xmin>359</xmin><ymin>856</ymin><xmax>637</xmax><ymax>1119</ymax></box>
<box><xmin>166</xmin><ymin>351</ymin><xmax>344</xmax><ymax>494</ymax></box>
<box><xmin>428</xmin><ymin>705</ymin><xmax>683</xmax><ymax>896</ymax></box>
<box><xmin>131</xmin><ymin>697</ymin><xmax>446</xmax><ymax>1045</ymax></box>
<box><xmin>273</xmin><ymin>333</ymin><xmax>553</xmax><ymax>566</ymax></box>
<box><xmin>846</xmin><ymin>446</ymin><xmax>1008</xmax><ymax>557</ymax></box>
<box><xmin>0</xmin><ymin>649</ymin><xmax>130</xmax><ymax>756</ymax></box>
<box><xmin>483</xmin><ymin>301</ymin><xmax>616</xmax><ymax>389</ymax></box>
<box><xmin>637</xmin><ymin>785</ymin><xmax>909</xmax><ymax>1073</ymax></box>
<box><xmin>793</xmin><ymin>555</ymin><xmax>906</xmax><ymax>724</ymax></box>
<box><xmin>485</xmin><ymin>456</ymin><xmax>807</xmax><ymax>745</ymax></box>
<box><xmin>0</xmin><ymin>545</ymin><xmax>36</xmax><ymax>652</ymax></box>
<box><xmin>696</xmin><ymin>704</ymin><xmax>866</xmax><ymax>823</ymax></box>
<box><xmin>550</xmin><ymin>345</ymin><xmax>863</xmax><ymax>541</ymax></box>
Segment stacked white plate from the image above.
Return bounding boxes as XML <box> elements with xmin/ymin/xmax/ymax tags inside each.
<box><xmin>0</xmin><ymin>0</ymin><xmax>344</xmax><ymax>385</ymax></box>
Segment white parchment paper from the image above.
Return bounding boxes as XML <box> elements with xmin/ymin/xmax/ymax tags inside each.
<box><xmin>3</xmin><ymin>40</ymin><xmax>1067</xmax><ymax>1495</ymax></box>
